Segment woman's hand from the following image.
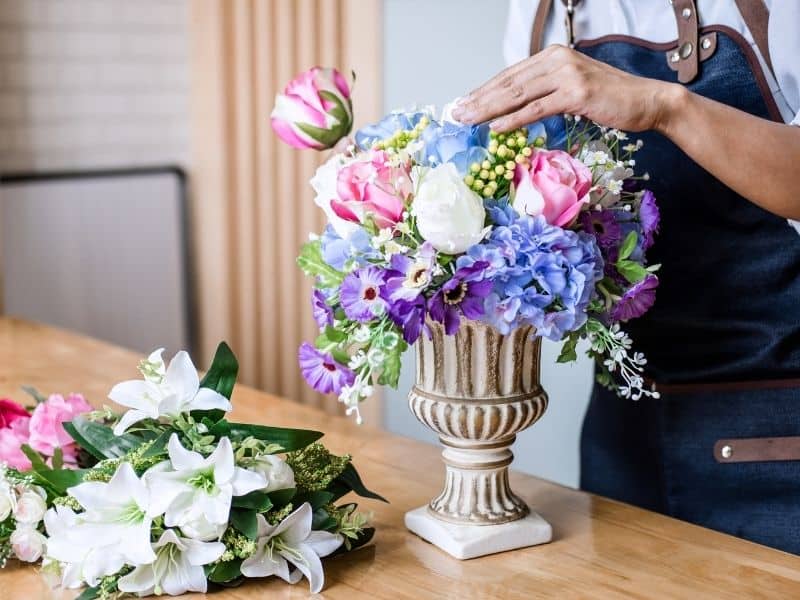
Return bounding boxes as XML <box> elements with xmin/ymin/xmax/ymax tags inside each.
<box><xmin>452</xmin><ymin>45</ymin><xmax>680</xmax><ymax>134</ymax></box>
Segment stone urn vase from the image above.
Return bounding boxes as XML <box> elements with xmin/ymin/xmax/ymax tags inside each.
<box><xmin>404</xmin><ymin>319</ymin><xmax>552</xmax><ymax>559</ymax></box>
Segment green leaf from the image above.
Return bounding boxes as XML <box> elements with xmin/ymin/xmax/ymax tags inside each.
<box><xmin>75</xmin><ymin>586</ymin><xmax>100</xmax><ymax>600</ymax></box>
<box><xmin>297</xmin><ymin>240</ymin><xmax>344</xmax><ymax>289</ymax></box>
<box><xmin>209</xmin><ymin>421</ymin><xmax>323</xmax><ymax>452</ymax></box>
<box><xmin>20</xmin><ymin>385</ymin><xmax>47</xmax><ymax>404</ymax></box>
<box><xmin>51</xmin><ymin>447</ymin><xmax>63</xmax><ymax>470</ymax></box>
<box><xmin>557</xmin><ymin>332</ymin><xmax>580</xmax><ymax>364</ymax></box>
<box><xmin>232</xmin><ymin>491</ymin><xmax>273</xmax><ymax>511</ymax></box>
<box><xmin>20</xmin><ymin>445</ymin><xmax>84</xmax><ymax>496</ymax></box>
<box><xmin>333</xmin><ymin>463</ymin><xmax>387</xmax><ymax>502</ymax></box>
<box><xmin>207</xmin><ymin>559</ymin><xmax>242</xmax><ymax>584</ymax></box>
<box><xmin>377</xmin><ymin>343</ymin><xmax>405</xmax><ymax>387</ymax></box>
<box><xmin>267</xmin><ymin>487</ymin><xmax>296</xmax><ymax>508</ymax></box>
<box><xmin>199</xmin><ymin>342</ymin><xmax>239</xmax><ymax>400</ymax></box>
<box><xmin>324</xmin><ymin>325</ymin><xmax>347</xmax><ymax>343</ymax></box>
<box><xmin>618</xmin><ymin>231</ymin><xmax>638</xmax><ymax>261</ymax></box>
<box><xmin>295</xmin><ymin>490</ymin><xmax>334</xmax><ymax>510</ymax></box>
<box><xmin>230</xmin><ymin>508</ymin><xmax>259</xmax><ymax>540</ymax></box>
<box><xmin>63</xmin><ymin>418</ymin><xmax>141</xmax><ymax>460</ymax></box>
<box><xmin>330</xmin><ymin>527</ymin><xmax>375</xmax><ymax>556</ymax></box>
<box><xmin>311</xmin><ymin>507</ymin><xmax>338</xmax><ymax>531</ymax></box>
<box><xmin>616</xmin><ymin>260</ymin><xmax>649</xmax><ymax>284</ymax></box>
<box><xmin>142</xmin><ymin>430</ymin><xmax>171</xmax><ymax>458</ymax></box>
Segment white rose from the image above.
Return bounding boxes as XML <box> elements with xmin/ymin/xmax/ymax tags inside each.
<box><xmin>13</xmin><ymin>489</ymin><xmax>47</xmax><ymax>525</ymax></box>
<box><xmin>250</xmin><ymin>456</ymin><xmax>295</xmax><ymax>493</ymax></box>
<box><xmin>311</xmin><ymin>154</ymin><xmax>360</xmax><ymax>239</ymax></box>
<box><xmin>412</xmin><ymin>163</ymin><xmax>488</xmax><ymax>254</ymax></box>
<box><xmin>0</xmin><ymin>482</ymin><xmax>15</xmax><ymax>521</ymax></box>
<box><xmin>11</xmin><ymin>525</ymin><xmax>47</xmax><ymax>562</ymax></box>
<box><xmin>178</xmin><ymin>516</ymin><xmax>227</xmax><ymax>542</ymax></box>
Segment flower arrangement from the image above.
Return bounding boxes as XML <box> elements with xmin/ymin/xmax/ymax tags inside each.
<box><xmin>0</xmin><ymin>343</ymin><xmax>381</xmax><ymax>597</ymax></box>
<box><xmin>274</xmin><ymin>67</ymin><xmax>662</xmax><ymax>420</ymax></box>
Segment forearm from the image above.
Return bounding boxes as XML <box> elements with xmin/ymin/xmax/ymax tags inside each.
<box><xmin>656</xmin><ymin>84</ymin><xmax>800</xmax><ymax>220</ymax></box>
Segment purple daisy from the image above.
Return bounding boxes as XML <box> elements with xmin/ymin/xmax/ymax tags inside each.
<box><xmin>639</xmin><ymin>190</ymin><xmax>660</xmax><ymax>249</ymax></box>
<box><xmin>429</xmin><ymin>262</ymin><xmax>492</xmax><ymax>335</ymax></box>
<box><xmin>611</xmin><ymin>274</ymin><xmax>659</xmax><ymax>322</ymax></box>
<box><xmin>388</xmin><ymin>295</ymin><xmax>428</xmax><ymax>344</ymax></box>
<box><xmin>580</xmin><ymin>209</ymin><xmax>622</xmax><ymax>251</ymax></box>
<box><xmin>298</xmin><ymin>342</ymin><xmax>355</xmax><ymax>395</ymax></box>
<box><xmin>340</xmin><ymin>266</ymin><xmax>387</xmax><ymax>322</ymax></box>
<box><xmin>311</xmin><ymin>289</ymin><xmax>334</xmax><ymax>329</ymax></box>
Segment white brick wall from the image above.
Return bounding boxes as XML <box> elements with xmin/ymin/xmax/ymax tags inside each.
<box><xmin>0</xmin><ymin>0</ymin><xmax>189</xmax><ymax>172</ymax></box>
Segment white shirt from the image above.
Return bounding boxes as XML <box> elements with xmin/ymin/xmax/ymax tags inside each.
<box><xmin>504</xmin><ymin>0</ymin><xmax>800</xmax><ymax>125</ymax></box>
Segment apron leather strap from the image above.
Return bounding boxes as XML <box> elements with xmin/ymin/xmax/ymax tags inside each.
<box><xmin>670</xmin><ymin>0</ymin><xmax>700</xmax><ymax>83</ymax></box>
<box><xmin>714</xmin><ymin>436</ymin><xmax>800</xmax><ymax>463</ymax></box>
<box><xmin>530</xmin><ymin>0</ymin><xmax>554</xmax><ymax>55</ymax></box>
<box><xmin>733</xmin><ymin>0</ymin><xmax>774</xmax><ymax>76</ymax></box>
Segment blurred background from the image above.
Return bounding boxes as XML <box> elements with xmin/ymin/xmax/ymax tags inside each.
<box><xmin>0</xmin><ymin>0</ymin><xmax>592</xmax><ymax>487</ymax></box>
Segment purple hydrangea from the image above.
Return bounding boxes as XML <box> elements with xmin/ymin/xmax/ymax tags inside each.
<box><xmin>611</xmin><ymin>274</ymin><xmax>659</xmax><ymax>322</ymax></box>
<box><xmin>459</xmin><ymin>212</ymin><xmax>604</xmax><ymax>341</ymax></box>
<box><xmin>340</xmin><ymin>265</ymin><xmax>387</xmax><ymax>322</ymax></box>
<box><xmin>428</xmin><ymin>262</ymin><xmax>492</xmax><ymax>335</ymax></box>
<box><xmin>639</xmin><ymin>190</ymin><xmax>659</xmax><ymax>250</ymax></box>
<box><xmin>298</xmin><ymin>342</ymin><xmax>355</xmax><ymax>394</ymax></box>
<box><xmin>311</xmin><ymin>289</ymin><xmax>334</xmax><ymax>329</ymax></box>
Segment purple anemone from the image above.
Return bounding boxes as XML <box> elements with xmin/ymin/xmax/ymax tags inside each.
<box><xmin>340</xmin><ymin>266</ymin><xmax>387</xmax><ymax>322</ymax></box>
<box><xmin>611</xmin><ymin>274</ymin><xmax>659</xmax><ymax>322</ymax></box>
<box><xmin>298</xmin><ymin>342</ymin><xmax>355</xmax><ymax>395</ymax></box>
<box><xmin>428</xmin><ymin>262</ymin><xmax>492</xmax><ymax>335</ymax></box>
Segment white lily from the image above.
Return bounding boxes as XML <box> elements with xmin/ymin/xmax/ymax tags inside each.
<box><xmin>240</xmin><ymin>503</ymin><xmax>343</xmax><ymax>594</ymax></box>
<box><xmin>118</xmin><ymin>529</ymin><xmax>225</xmax><ymax>596</ymax></box>
<box><xmin>145</xmin><ymin>435</ymin><xmax>266</xmax><ymax>541</ymax></box>
<box><xmin>44</xmin><ymin>462</ymin><xmax>156</xmax><ymax>587</ymax></box>
<box><xmin>110</xmin><ymin>348</ymin><xmax>232</xmax><ymax>435</ymax></box>
<box><xmin>249</xmin><ymin>454</ymin><xmax>295</xmax><ymax>493</ymax></box>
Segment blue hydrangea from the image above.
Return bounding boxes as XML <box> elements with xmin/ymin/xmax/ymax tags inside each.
<box><xmin>354</xmin><ymin>110</ymin><xmax>430</xmax><ymax>150</ymax></box>
<box><xmin>420</xmin><ymin>121</ymin><xmax>489</xmax><ymax>174</ymax></box>
<box><xmin>458</xmin><ymin>211</ymin><xmax>604</xmax><ymax>340</ymax></box>
<box><xmin>319</xmin><ymin>225</ymin><xmax>380</xmax><ymax>272</ymax></box>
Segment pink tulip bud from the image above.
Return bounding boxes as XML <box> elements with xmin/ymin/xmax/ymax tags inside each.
<box><xmin>271</xmin><ymin>66</ymin><xmax>353</xmax><ymax>150</ymax></box>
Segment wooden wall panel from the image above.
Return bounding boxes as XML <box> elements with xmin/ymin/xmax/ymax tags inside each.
<box><xmin>189</xmin><ymin>0</ymin><xmax>383</xmax><ymax>420</ymax></box>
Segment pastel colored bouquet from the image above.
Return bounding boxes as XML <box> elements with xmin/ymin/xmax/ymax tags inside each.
<box><xmin>0</xmin><ymin>344</ymin><xmax>380</xmax><ymax>598</ymax></box>
<box><xmin>274</xmin><ymin>68</ymin><xmax>661</xmax><ymax>421</ymax></box>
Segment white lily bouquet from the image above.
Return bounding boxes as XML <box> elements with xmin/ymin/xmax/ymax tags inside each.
<box><xmin>0</xmin><ymin>343</ymin><xmax>382</xmax><ymax>598</ymax></box>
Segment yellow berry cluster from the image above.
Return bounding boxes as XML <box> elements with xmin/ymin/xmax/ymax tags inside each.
<box><xmin>464</xmin><ymin>128</ymin><xmax>545</xmax><ymax>198</ymax></box>
<box><xmin>372</xmin><ymin>115</ymin><xmax>431</xmax><ymax>151</ymax></box>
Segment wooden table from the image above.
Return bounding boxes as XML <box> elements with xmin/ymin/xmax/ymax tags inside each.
<box><xmin>0</xmin><ymin>318</ymin><xmax>799</xmax><ymax>599</ymax></box>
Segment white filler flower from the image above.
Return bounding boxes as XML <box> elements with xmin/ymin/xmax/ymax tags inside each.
<box><xmin>110</xmin><ymin>348</ymin><xmax>233</xmax><ymax>435</ymax></box>
<box><xmin>118</xmin><ymin>529</ymin><xmax>225</xmax><ymax>596</ymax></box>
<box><xmin>145</xmin><ymin>434</ymin><xmax>267</xmax><ymax>541</ymax></box>
<box><xmin>240</xmin><ymin>503</ymin><xmax>342</xmax><ymax>594</ymax></box>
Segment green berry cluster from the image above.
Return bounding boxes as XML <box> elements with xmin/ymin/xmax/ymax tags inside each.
<box><xmin>464</xmin><ymin>128</ymin><xmax>544</xmax><ymax>198</ymax></box>
<box><xmin>373</xmin><ymin>115</ymin><xmax>431</xmax><ymax>151</ymax></box>
<box><xmin>286</xmin><ymin>442</ymin><xmax>351</xmax><ymax>493</ymax></box>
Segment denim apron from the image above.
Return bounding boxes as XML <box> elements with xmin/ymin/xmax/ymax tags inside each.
<box><xmin>531</xmin><ymin>1</ymin><xmax>800</xmax><ymax>554</ymax></box>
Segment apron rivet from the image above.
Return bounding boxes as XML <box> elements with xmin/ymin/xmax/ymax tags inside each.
<box><xmin>670</xmin><ymin>51</ymin><xmax>680</xmax><ymax>63</ymax></box>
<box><xmin>679</xmin><ymin>41</ymin><xmax>694</xmax><ymax>59</ymax></box>
<box><xmin>721</xmin><ymin>445</ymin><xmax>733</xmax><ymax>459</ymax></box>
<box><xmin>702</xmin><ymin>37</ymin><xmax>712</xmax><ymax>50</ymax></box>
<box><xmin>682</xmin><ymin>7</ymin><xmax>692</xmax><ymax>19</ymax></box>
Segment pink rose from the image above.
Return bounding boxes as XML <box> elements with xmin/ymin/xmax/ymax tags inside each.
<box><xmin>0</xmin><ymin>399</ymin><xmax>30</xmax><ymax>429</ymax></box>
<box><xmin>331</xmin><ymin>150</ymin><xmax>412</xmax><ymax>229</ymax></box>
<box><xmin>28</xmin><ymin>393</ymin><xmax>91</xmax><ymax>463</ymax></box>
<box><xmin>271</xmin><ymin>66</ymin><xmax>353</xmax><ymax>150</ymax></box>
<box><xmin>0</xmin><ymin>417</ymin><xmax>31</xmax><ymax>470</ymax></box>
<box><xmin>512</xmin><ymin>149</ymin><xmax>592</xmax><ymax>227</ymax></box>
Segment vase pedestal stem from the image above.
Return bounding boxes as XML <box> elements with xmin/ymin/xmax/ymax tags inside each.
<box><xmin>404</xmin><ymin>320</ymin><xmax>553</xmax><ymax>559</ymax></box>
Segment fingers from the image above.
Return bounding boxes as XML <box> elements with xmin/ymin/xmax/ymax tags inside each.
<box><xmin>458</xmin><ymin>71</ymin><xmax>560</xmax><ymax>126</ymax></box>
<box><xmin>488</xmin><ymin>93</ymin><xmax>562</xmax><ymax>133</ymax></box>
<box><xmin>453</xmin><ymin>45</ymin><xmax>567</xmax><ymax>123</ymax></box>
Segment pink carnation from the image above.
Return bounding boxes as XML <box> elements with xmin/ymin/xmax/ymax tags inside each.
<box><xmin>28</xmin><ymin>393</ymin><xmax>91</xmax><ymax>464</ymax></box>
<box><xmin>0</xmin><ymin>417</ymin><xmax>31</xmax><ymax>470</ymax></box>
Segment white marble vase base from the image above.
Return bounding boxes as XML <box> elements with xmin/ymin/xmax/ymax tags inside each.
<box><xmin>405</xmin><ymin>506</ymin><xmax>553</xmax><ymax>560</ymax></box>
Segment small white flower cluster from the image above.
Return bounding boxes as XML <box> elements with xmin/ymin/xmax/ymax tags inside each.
<box><xmin>579</xmin><ymin>140</ymin><xmax>637</xmax><ymax>207</ymax></box>
<box><xmin>0</xmin><ymin>466</ymin><xmax>48</xmax><ymax>564</ymax></box>
<box><xmin>589</xmin><ymin>323</ymin><xmax>660</xmax><ymax>401</ymax></box>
